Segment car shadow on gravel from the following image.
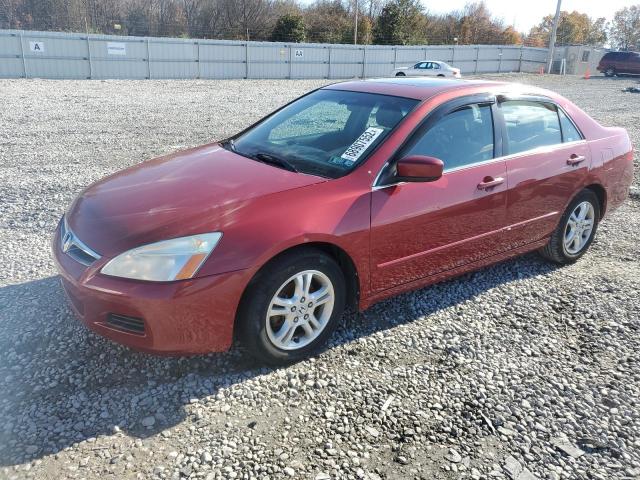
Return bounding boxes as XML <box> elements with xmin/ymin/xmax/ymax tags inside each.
<box><xmin>0</xmin><ymin>253</ymin><xmax>557</xmax><ymax>467</ymax></box>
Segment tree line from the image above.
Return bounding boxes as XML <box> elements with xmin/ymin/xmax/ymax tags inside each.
<box><xmin>1</xmin><ymin>0</ymin><xmax>638</xmax><ymax>50</ymax></box>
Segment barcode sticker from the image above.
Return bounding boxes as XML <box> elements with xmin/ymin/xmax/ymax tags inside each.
<box><xmin>341</xmin><ymin>127</ymin><xmax>384</xmax><ymax>164</ymax></box>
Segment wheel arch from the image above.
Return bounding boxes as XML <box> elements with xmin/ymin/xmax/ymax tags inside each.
<box><xmin>584</xmin><ymin>183</ymin><xmax>607</xmax><ymax>218</ymax></box>
<box><xmin>234</xmin><ymin>241</ymin><xmax>361</xmax><ymax>335</ymax></box>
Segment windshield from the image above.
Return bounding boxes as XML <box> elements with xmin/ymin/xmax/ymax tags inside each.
<box><xmin>226</xmin><ymin>89</ymin><xmax>419</xmax><ymax>179</ymax></box>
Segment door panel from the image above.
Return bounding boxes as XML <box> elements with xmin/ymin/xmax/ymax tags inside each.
<box><xmin>370</xmin><ymin>160</ymin><xmax>508</xmax><ymax>292</ymax></box>
<box><xmin>503</xmin><ymin>142</ymin><xmax>590</xmax><ymax>247</ymax></box>
<box><xmin>498</xmin><ymin>99</ymin><xmax>590</xmax><ymax>248</ymax></box>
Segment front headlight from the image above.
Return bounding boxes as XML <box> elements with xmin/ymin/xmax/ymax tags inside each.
<box><xmin>101</xmin><ymin>233</ymin><xmax>222</xmax><ymax>282</ymax></box>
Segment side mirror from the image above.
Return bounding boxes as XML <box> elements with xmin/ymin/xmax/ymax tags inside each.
<box><xmin>396</xmin><ymin>155</ymin><xmax>444</xmax><ymax>182</ymax></box>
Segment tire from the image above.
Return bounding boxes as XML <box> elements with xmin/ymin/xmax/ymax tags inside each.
<box><xmin>395</xmin><ymin>72</ymin><xmax>406</xmax><ymax>76</ymax></box>
<box><xmin>539</xmin><ymin>189</ymin><xmax>600</xmax><ymax>264</ymax></box>
<box><xmin>437</xmin><ymin>74</ymin><xmax>445</xmax><ymax>77</ymax></box>
<box><xmin>237</xmin><ymin>249</ymin><xmax>346</xmax><ymax>365</ymax></box>
<box><xmin>604</xmin><ymin>67</ymin><xmax>615</xmax><ymax>77</ymax></box>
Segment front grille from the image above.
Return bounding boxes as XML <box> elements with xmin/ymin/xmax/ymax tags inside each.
<box><xmin>60</xmin><ymin>217</ymin><xmax>101</xmax><ymax>266</ymax></box>
<box><xmin>106</xmin><ymin>313</ymin><xmax>146</xmax><ymax>335</ymax></box>
<box><xmin>66</xmin><ymin>244</ymin><xmax>99</xmax><ymax>265</ymax></box>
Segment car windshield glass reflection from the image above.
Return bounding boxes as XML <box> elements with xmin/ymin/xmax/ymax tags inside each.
<box><xmin>226</xmin><ymin>89</ymin><xmax>419</xmax><ymax>179</ymax></box>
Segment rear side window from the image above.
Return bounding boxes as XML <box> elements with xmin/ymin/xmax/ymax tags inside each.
<box><xmin>405</xmin><ymin>103</ymin><xmax>494</xmax><ymax>170</ymax></box>
<box><xmin>501</xmin><ymin>101</ymin><xmax>561</xmax><ymax>155</ymax></box>
<box><xmin>558</xmin><ymin>109</ymin><xmax>582</xmax><ymax>142</ymax></box>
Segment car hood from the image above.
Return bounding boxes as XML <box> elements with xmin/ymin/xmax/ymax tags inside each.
<box><xmin>66</xmin><ymin>143</ymin><xmax>326</xmax><ymax>257</ymax></box>
<box><xmin>394</xmin><ymin>67</ymin><xmax>410</xmax><ymax>71</ymax></box>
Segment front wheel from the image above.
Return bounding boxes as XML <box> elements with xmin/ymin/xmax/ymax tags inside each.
<box><xmin>237</xmin><ymin>249</ymin><xmax>346</xmax><ymax>365</ymax></box>
<box><xmin>539</xmin><ymin>189</ymin><xmax>600</xmax><ymax>264</ymax></box>
<box><xmin>395</xmin><ymin>72</ymin><xmax>406</xmax><ymax>77</ymax></box>
<box><xmin>604</xmin><ymin>67</ymin><xmax>615</xmax><ymax>77</ymax></box>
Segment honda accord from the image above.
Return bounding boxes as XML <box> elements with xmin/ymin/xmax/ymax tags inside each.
<box><xmin>53</xmin><ymin>78</ymin><xmax>634</xmax><ymax>364</ymax></box>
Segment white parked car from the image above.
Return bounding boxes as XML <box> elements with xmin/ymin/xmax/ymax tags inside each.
<box><xmin>393</xmin><ymin>61</ymin><xmax>461</xmax><ymax>78</ymax></box>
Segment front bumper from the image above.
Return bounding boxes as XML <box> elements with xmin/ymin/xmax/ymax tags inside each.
<box><xmin>52</xmin><ymin>222</ymin><xmax>248</xmax><ymax>355</ymax></box>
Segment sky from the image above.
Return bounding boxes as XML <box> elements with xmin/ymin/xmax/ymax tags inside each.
<box><xmin>299</xmin><ymin>0</ymin><xmax>635</xmax><ymax>33</ymax></box>
<box><xmin>422</xmin><ymin>0</ymin><xmax>634</xmax><ymax>32</ymax></box>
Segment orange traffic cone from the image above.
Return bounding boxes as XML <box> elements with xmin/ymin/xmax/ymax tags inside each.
<box><xmin>583</xmin><ymin>67</ymin><xmax>590</xmax><ymax>79</ymax></box>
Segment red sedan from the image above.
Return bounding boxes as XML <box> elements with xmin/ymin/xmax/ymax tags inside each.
<box><xmin>53</xmin><ymin>78</ymin><xmax>634</xmax><ymax>364</ymax></box>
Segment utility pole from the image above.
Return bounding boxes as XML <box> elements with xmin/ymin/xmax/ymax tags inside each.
<box><xmin>547</xmin><ymin>0</ymin><xmax>562</xmax><ymax>74</ymax></box>
<box><xmin>354</xmin><ymin>0</ymin><xmax>359</xmax><ymax>45</ymax></box>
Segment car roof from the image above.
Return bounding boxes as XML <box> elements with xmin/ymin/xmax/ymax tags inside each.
<box><xmin>604</xmin><ymin>51</ymin><xmax>639</xmax><ymax>57</ymax></box>
<box><xmin>323</xmin><ymin>77</ymin><xmax>506</xmax><ymax>101</ymax></box>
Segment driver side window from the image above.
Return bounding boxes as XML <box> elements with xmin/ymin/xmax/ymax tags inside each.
<box><xmin>404</xmin><ymin>104</ymin><xmax>494</xmax><ymax>171</ymax></box>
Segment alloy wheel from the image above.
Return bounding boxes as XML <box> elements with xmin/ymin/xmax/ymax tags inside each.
<box><xmin>563</xmin><ymin>201</ymin><xmax>595</xmax><ymax>255</ymax></box>
<box><xmin>265</xmin><ymin>270</ymin><xmax>335</xmax><ymax>351</ymax></box>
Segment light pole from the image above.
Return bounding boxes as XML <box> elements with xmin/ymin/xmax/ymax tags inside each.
<box><xmin>354</xmin><ymin>0</ymin><xmax>359</xmax><ymax>45</ymax></box>
<box><xmin>547</xmin><ymin>0</ymin><xmax>562</xmax><ymax>73</ymax></box>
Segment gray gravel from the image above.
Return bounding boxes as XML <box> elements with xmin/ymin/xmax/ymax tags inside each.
<box><xmin>1</xmin><ymin>74</ymin><xmax>639</xmax><ymax>480</ymax></box>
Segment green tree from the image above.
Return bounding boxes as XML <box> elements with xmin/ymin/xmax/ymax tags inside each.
<box><xmin>126</xmin><ymin>4</ymin><xmax>152</xmax><ymax>37</ymax></box>
<box><xmin>373</xmin><ymin>0</ymin><xmax>427</xmax><ymax>45</ymax></box>
<box><xmin>609</xmin><ymin>5</ymin><xmax>640</xmax><ymax>51</ymax></box>
<box><xmin>270</xmin><ymin>13</ymin><xmax>306</xmax><ymax>42</ymax></box>
<box><xmin>304</xmin><ymin>1</ymin><xmax>352</xmax><ymax>44</ymax></box>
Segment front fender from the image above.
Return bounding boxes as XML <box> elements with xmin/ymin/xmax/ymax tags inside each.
<box><xmin>196</xmin><ymin>181</ymin><xmax>372</xmax><ymax>295</ymax></box>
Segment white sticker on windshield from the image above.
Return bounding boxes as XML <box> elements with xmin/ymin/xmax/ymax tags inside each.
<box><xmin>341</xmin><ymin>127</ymin><xmax>384</xmax><ymax>164</ymax></box>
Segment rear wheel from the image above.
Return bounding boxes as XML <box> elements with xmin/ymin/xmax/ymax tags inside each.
<box><xmin>604</xmin><ymin>67</ymin><xmax>616</xmax><ymax>77</ymax></box>
<box><xmin>539</xmin><ymin>189</ymin><xmax>600</xmax><ymax>264</ymax></box>
<box><xmin>237</xmin><ymin>249</ymin><xmax>346</xmax><ymax>365</ymax></box>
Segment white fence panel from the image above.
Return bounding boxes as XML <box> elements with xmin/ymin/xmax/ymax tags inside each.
<box><xmin>290</xmin><ymin>45</ymin><xmax>329</xmax><ymax>79</ymax></box>
<box><xmin>0</xmin><ymin>33</ymin><xmax>23</xmax><ymax>77</ymax></box>
<box><xmin>0</xmin><ymin>29</ymin><xmax>555</xmax><ymax>80</ymax></box>
<box><xmin>199</xmin><ymin>41</ymin><xmax>246</xmax><ymax>79</ymax></box>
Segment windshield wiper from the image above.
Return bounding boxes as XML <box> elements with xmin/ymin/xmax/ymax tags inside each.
<box><xmin>253</xmin><ymin>152</ymin><xmax>298</xmax><ymax>173</ymax></box>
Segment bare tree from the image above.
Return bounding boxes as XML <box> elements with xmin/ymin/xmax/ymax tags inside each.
<box><xmin>181</xmin><ymin>0</ymin><xmax>202</xmax><ymax>35</ymax></box>
<box><xmin>220</xmin><ymin>0</ymin><xmax>271</xmax><ymax>39</ymax></box>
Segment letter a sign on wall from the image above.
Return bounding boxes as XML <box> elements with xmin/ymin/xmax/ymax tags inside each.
<box><xmin>29</xmin><ymin>41</ymin><xmax>45</xmax><ymax>53</ymax></box>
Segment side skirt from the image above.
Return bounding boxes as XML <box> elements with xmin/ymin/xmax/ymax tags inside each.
<box><xmin>359</xmin><ymin>237</ymin><xmax>549</xmax><ymax>311</ymax></box>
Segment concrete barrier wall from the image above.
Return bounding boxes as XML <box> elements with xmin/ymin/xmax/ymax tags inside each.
<box><xmin>0</xmin><ymin>29</ymin><xmax>550</xmax><ymax>80</ymax></box>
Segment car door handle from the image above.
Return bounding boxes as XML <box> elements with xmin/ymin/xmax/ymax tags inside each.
<box><xmin>477</xmin><ymin>176</ymin><xmax>505</xmax><ymax>190</ymax></box>
<box><xmin>567</xmin><ymin>154</ymin><xmax>586</xmax><ymax>166</ymax></box>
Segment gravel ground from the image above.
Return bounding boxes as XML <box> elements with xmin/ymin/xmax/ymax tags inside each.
<box><xmin>0</xmin><ymin>74</ymin><xmax>639</xmax><ymax>480</ymax></box>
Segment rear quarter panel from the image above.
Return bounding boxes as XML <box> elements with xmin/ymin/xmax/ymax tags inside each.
<box><xmin>588</xmin><ymin>128</ymin><xmax>634</xmax><ymax>213</ymax></box>
<box><xmin>555</xmin><ymin>95</ymin><xmax>633</xmax><ymax>215</ymax></box>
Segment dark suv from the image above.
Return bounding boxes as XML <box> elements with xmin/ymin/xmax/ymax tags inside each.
<box><xmin>597</xmin><ymin>51</ymin><xmax>640</xmax><ymax>77</ymax></box>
